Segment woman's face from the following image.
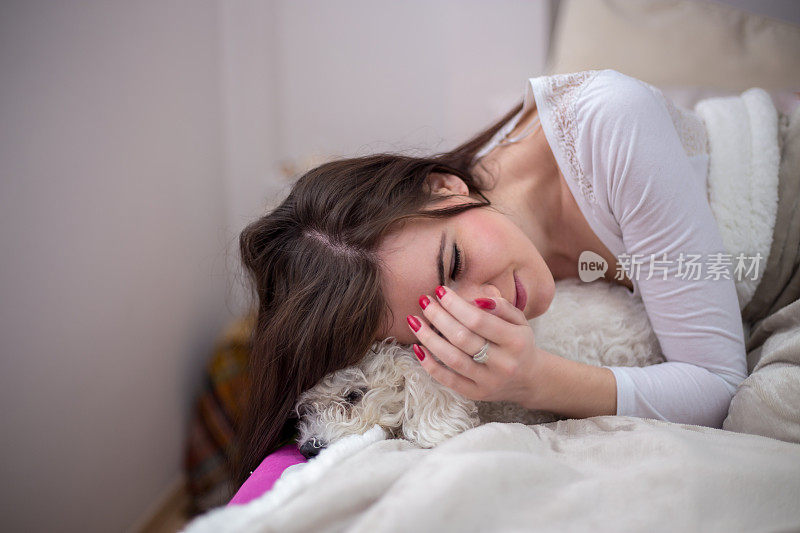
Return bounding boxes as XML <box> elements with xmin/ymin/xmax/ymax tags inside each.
<box><xmin>375</xmin><ymin>174</ymin><xmax>555</xmax><ymax>345</ymax></box>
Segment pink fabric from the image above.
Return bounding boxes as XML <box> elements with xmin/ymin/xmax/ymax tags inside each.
<box><xmin>228</xmin><ymin>444</ymin><xmax>307</xmax><ymax>506</ymax></box>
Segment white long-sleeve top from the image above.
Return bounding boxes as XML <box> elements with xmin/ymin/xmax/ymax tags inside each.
<box><xmin>477</xmin><ymin>69</ymin><xmax>748</xmax><ymax>428</ymax></box>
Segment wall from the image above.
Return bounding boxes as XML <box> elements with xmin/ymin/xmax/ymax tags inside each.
<box><xmin>0</xmin><ymin>1</ymin><xmax>228</xmax><ymax>531</ymax></box>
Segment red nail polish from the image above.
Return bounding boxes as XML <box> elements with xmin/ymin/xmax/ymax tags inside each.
<box><xmin>413</xmin><ymin>343</ymin><xmax>425</xmax><ymax>361</ymax></box>
<box><xmin>406</xmin><ymin>315</ymin><xmax>421</xmax><ymax>332</ymax></box>
<box><xmin>419</xmin><ymin>295</ymin><xmax>430</xmax><ymax>309</ymax></box>
<box><xmin>435</xmin><ymin>286</ymin><xmax>446</xmax><ymax>299</ymax></box>
<box><xmin>474</xmin><ymin>298</ymin><xmax>496</xmax><ymax>310</ymax></box>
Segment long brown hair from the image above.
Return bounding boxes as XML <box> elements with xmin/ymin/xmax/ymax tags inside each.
<box><xmin>232</xmin><ymin>100</ymin><xmax>524</xmax><ymax>488</ymax></box>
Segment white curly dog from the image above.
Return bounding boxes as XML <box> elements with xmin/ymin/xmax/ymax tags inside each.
<box><xmin>294</xmin><ymin>278</ymin><xmax>664</xmax><ymax>458</ymax></box>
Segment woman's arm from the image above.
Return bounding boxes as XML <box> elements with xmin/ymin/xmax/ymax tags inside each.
<box><xmin>518</xmin><ymin>348</ymin><xmax>617</xmax><ymax>418</ymax></box>
<box><xmin>576</xmin><ymin>71</ymin><xmax>748</xmax><ymax>428</ymax></box>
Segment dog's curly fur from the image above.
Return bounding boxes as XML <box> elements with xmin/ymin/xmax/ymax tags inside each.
<box><xmin>294</xmin><ymin>278</ymin><xmax>664</xmax><ymax>456</ymax></box>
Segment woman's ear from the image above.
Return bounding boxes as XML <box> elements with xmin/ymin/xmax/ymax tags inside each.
<box><xmin>425</xmin><ymin>172</ymin><xmax>470</xmax><ymax>197</ymax></box>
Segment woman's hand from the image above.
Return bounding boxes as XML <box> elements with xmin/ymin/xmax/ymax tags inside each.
<box><xmin>406</xmin><ymin>284</ymin><xmax>545</xmax><ymax>406</ymax></box>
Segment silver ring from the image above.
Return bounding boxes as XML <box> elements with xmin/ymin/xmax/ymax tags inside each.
<box><xmin>471</xmin><ymin>341</ymin><xmax>490</xmax><ymax>364</ymax></box>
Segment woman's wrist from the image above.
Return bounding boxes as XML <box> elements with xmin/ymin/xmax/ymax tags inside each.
<box><xmin>520</xmin><ymin>348</ymin><xmax>618</xmax><ymax>418</ymax></box>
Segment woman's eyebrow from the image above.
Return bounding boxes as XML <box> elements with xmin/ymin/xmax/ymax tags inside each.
<box><xmin>437</xmin><ymin>230</ymin><xmax>446</xmax><ymax>287</ymax></box>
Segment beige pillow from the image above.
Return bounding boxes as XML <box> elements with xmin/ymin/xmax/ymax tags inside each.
<box><xmin>547</xmin><ymin>0</ymin><xmax>800</xmax><ymax>92</ymax></box>
<box><xmin>723</xmin><ymin>299</ymin><xmax>800</xmax><ymax>445</ymax></box>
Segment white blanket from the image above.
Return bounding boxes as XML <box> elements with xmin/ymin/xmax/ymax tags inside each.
<box><xmin>184</xmin><ymin>417</ymin><xmax>800</xmax><ymax>532</ymax></box>
<box><xmin>695</xmin><ymin>87</ymin><xmax>780</xmax><ymax>309</ymax></box>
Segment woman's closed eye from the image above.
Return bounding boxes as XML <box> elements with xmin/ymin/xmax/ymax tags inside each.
<box><xmin>451</xmin><ymin>243</ymin><xmax>464</xmax><ymax>280</ymax></box>
<box><xmin>426</xmin><ymin>242</ymin><xmax>464</xmax><ymax>340</ymax></box>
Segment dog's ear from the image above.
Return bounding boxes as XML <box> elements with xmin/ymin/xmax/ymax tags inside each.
<box><xmin>398</xmin><ymin>352</ymin><xmax>480</xmax><ymax>447</ymax></box>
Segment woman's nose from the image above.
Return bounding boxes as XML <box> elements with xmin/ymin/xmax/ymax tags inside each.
<box><xmin>469</xmin><ymin>284</ymin><xmax>502</xmax><ymax>302</ymax></box>
<box><xmin>456</xmin><ymin>280</ymin><xmax>502</xmax><ymax>303</ymax></box>
<box><xmin>486</xmin><ymin>286</ymin><xmax>503</xmax><ymax>299</ymax></box>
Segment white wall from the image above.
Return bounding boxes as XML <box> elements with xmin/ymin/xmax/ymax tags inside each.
<box><xmin>0</xmin><ymin>1</ymin><xmax>229</xmax><ymax>531</ymax></box>
<box><xmin>219</xmin><ymin>0</ymin><xmax>282</xmax><ymax>312</ymax></box>
<box><xmin>275</xmin><ymin>0</ymin><xmax>550</xmax><ymax>160</ymax></box>
<box><xmin>0</xmin><ymin>0</ymin><xmax>552</xmax><ymax>530</ymax></box>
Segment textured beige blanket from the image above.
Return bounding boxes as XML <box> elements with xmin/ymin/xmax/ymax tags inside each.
<box><xmin>184</xmin><ymin>417</ymin><xmax>800</xmax><ymax>533</ymax></box>
<box><xmin>723</xmin><ymin>104</ymin><xmax>800</xmax><ymax>444</ymax></box>
<box><xmin>741</xmin><ymin>105</ymin><xmax>800</xmax><ymax>329</ymax></box>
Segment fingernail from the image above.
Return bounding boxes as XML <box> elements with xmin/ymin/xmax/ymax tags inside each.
<box><xmin>435</xmin><ymin>286</ymin><xmax>446</xmax><ymax>299</ymax></box>
<box><xmin>413</xmin><ymin>344</ymin><xmax>425</xmax><ymax>361</ymax></box>
<box><xmin>406</xmin><ymin>315</ymin><xmax>421</xmax><ymax>332</ymax></box>
<box><xmin>418</xmin><ymin>295</ymin><xmax>430</xmax><ymax>309</ymax></box>
<box><xmin>473</xmin><ymin>298</ymin><xmax>496</xmax><ymax>310</ymax></box>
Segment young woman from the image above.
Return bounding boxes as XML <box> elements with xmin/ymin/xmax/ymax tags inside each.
<box><xmin>232</xmin><ymin>69</ymin><xmax>752</xmax><ymax>489</ymax></box>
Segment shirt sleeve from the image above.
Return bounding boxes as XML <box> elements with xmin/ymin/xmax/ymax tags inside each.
<box><xmin>579</xmin><ymin>71</ymin><xmax>748</xmax><ymax>428</ymax></box>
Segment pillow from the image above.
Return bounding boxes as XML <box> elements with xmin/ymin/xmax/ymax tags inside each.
<box><xmin>723</xmin><ymin>299</ymin><xmax>800</xmax><ymax>444</ymax></box>
<box><xmin>227</xmin><ymin>444</ymin><xmax>308</xmax><ymax>506</ymax></box>
<box><xmin>547</xmin><ymin>0</ymin><xmax>800</xmax><ymax>91</ymax></box>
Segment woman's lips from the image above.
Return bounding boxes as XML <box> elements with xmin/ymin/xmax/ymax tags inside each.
<box><xmin>514</xmin><ymin>272</ymin><xmax>527</xmax><ymax>312</ymax></box>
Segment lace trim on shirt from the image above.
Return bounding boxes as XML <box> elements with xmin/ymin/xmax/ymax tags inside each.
<box><xmin>543</xmin><ymin>70</ymin><xmax>601</xmax><ymax>205</ymax></box>
<box><xmin>661</xmin><ymin>95</ymin><xmax>709</xmax><ymax>158</ymax></box>
<box><xmin>640</xmin><ymin>84</ymin><xmax>709</xmax><ymax>158</ymax></box>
